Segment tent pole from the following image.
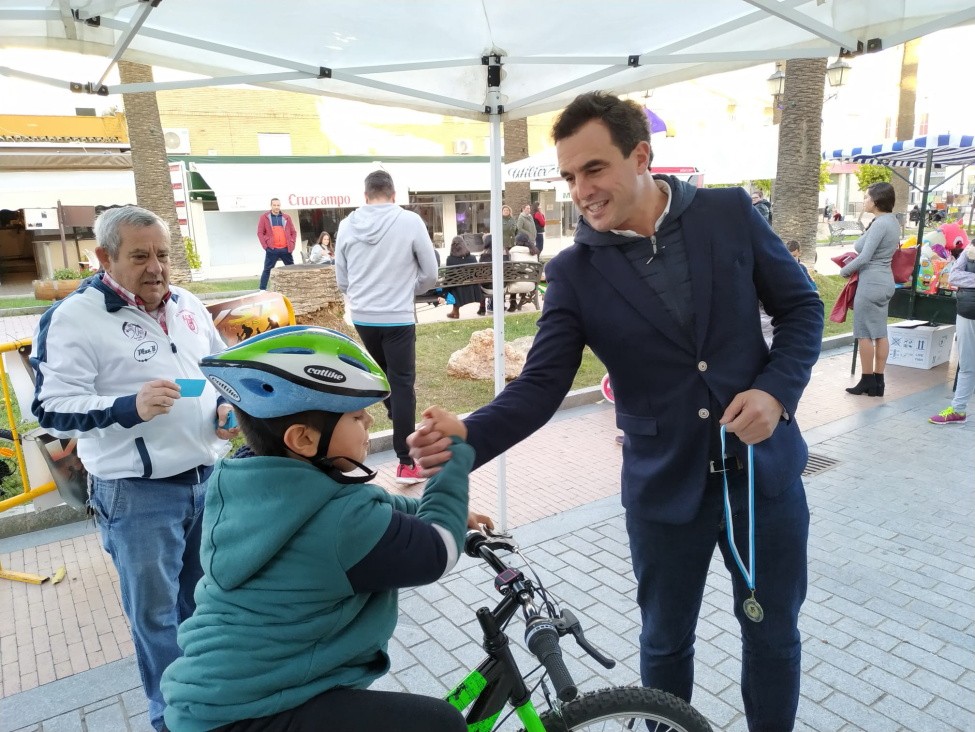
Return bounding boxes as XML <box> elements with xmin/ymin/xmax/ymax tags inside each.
<box><xmin>487</xmin><ymin>82</ymin><xmax>508</xmax><ymax>531</ymax></box>
<box><xmin>910</xmin><ymin>149</ymin><xmax>936</xmax><ymax>320</ymax></box>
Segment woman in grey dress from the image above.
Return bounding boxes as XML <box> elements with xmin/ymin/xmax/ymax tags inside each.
<box><xmin>839</xmin><ymin>182</ymin><xmax>900</xmax><ymax>396</ymax></box>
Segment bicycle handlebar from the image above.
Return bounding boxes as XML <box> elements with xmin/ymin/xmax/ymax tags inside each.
<box><xmin>525</xmin><ymin>617</ymin><xmax>577</xmax><ymax>702</ymax></box>
<box><xmin>465</xmin><ymin>529</ymin><xmax>583</xmax><ymax>702</ymax></box>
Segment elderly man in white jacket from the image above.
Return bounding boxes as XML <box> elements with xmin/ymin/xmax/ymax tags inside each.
<box><xmin>30</xmin><ymin>205</ymin><xmax>239</xmax><ymax>731</ymax></box>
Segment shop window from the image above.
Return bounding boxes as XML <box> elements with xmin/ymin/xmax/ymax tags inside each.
<box><xmin>454</xmin><ymin>192</ymin><xmax>491</xmax><ymax>235</ymax></box>
<box><xmin>409</xmin><ymin>194</ymin><xmax>445</xmax><ymax>245</ymax></box>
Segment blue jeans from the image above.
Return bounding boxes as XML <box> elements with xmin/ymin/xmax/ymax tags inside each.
<box><xmin>259</xmin><ymin>248</ymin><xmax>294</xmax><ymax>290</ymax></box>
<box><xmin>626</xmin><ymin>474</ymin><xmax>808</xmax><ymax>732</ymax></box>
<box><xmin>90</xmin><ymin>476</ymin><xmax>206</xmax><ymax>731</ymax></box>
<box><xmin>952</xmin><ymin>314</ymin><xmax>974</xmax><ymax>413</ymax></box>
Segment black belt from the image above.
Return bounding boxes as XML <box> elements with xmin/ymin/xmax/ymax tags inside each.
<box><xmin>709</xmin><ymin>455</ymin><xmax>743</xmax><ymax>474</ymax></box>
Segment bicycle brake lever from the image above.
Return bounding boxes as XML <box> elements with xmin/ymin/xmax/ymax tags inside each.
<box><xmin>482</xmin><ymin>528</ymin><xmax>519</xmax><ymax>553</ymax></box>
<box><xmin>559</xmin><ymin>609</ymin><xmax>616</xmax><ymax>669</ymax></box>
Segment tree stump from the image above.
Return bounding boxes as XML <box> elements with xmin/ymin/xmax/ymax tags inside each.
<box><xmin>267</xmin><ymin>265</ymin><xmax>352</xmax><ymax>337</ymax></box>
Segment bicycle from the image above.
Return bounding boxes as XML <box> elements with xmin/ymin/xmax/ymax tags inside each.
<box><xmin>446</xmin><ymin>528</ymin><xmax>712</xmax><ymax>732</ymax></box>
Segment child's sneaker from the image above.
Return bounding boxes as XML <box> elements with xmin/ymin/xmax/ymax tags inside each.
<box><xmin>395</xmin><ymin>462</ymin><xmax>426</xmax><ymax>484</ymax></box>
<box><xmin>928</xmin><ymin>407</ymin><xmax>967</xmax><ymax>425</ymax></box>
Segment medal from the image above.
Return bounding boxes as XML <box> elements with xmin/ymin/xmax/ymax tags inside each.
<box><xmin>720</xmin><ymin>426</ymin><xmax>763</xmax><ymax>623</ymax></box>
<box><xmin>743</xmin><ymin>592</ymin><xmax>764</xmax><ymax>623</ymax></box>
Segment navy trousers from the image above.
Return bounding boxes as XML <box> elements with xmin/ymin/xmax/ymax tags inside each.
<box><xmin>259</xmin><ymin>248</ymin><xmax>294</xmax><ymax>290</ymax></box>
<box><xmin>626</xmin><ymin>473</ymin><xmax>808</xmax><ymax>732</ymax></box>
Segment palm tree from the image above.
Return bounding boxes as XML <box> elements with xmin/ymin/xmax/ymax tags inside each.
<box><xmin>118</xmin><ymin>61</ymin><xmax>191</xmax><ymax>284</ymax></box>
<box><xmin>503</xmin><ymin>117</ymin><xmax>531</xmax><ymax>213</ymax></box>
<box><xmin>892</xmin><ymin>40</ymin><xmax>920</xmax><ymax>216</ymax></box>
<box><xmin>773</xmin><ymin>57</ymin><xmax>827</xmax><ymax>265</ymax></box>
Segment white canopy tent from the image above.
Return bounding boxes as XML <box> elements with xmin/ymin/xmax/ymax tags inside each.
<box><xmin>3</xmin><ymin>0</ymin><xmax>974</xmax><ymax>526</ymax></box>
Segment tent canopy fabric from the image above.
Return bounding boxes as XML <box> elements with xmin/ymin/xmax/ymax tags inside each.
<box><xmin>2</xmin><ymin>1</ymin><xmax>974</xmax><ymax>121</ymax></box>
<box><xmin>824</xmin><ymin>134</ymin><xmax>975</xmax><ymax>168</ymax></box>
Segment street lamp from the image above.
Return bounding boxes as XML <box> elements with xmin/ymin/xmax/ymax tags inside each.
<box><xmin>766</xmin><ymin>67</ymin><xmax>786</xmax><ymax>98</ymax></box>
<box><xmin>826</xmin><ymin>58</ymin><xmax>852</xmax><ymax>88</ymax></box>
<box><xmin>767</xmin><ymin>58</ymin><xmax>851</xmax><ymax>122</ymax></box>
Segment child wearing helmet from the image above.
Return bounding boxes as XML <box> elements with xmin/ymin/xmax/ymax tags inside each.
<box><xmin>161</xmin><ymin>325</ymin><xmax>478</xmax><ymax>731</ymax></box>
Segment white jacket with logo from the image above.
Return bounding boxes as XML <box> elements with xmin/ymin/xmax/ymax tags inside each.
<box><xmin>30</xmin><ymin>276</ymin><xmax>227</xmax><ymax>480</ymax></box>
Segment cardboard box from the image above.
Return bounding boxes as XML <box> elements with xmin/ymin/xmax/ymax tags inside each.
<box><xmin>887</xmin><ymin>320</ymin><xmax>955</xmax><ymax>369</ymax></box>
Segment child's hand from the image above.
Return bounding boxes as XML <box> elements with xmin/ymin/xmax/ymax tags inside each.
<box><xmin>421</xmin><ymin>406</ymin><xmax>468</xmax><ymax>441</ymax></box>
<box><xmin>467</xmin><ymin>512</ymin><xmax>495</xmax><ymax>531</ymax></box>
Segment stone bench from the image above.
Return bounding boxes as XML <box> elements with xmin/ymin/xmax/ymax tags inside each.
<box><xmin>827</xmin><ymin>220</ymin><xmax>865</xmax><ymax>245</ymax></box>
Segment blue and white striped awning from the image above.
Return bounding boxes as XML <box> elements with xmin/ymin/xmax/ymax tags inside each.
<box><xmin>825</xmin><ymin>134</ymin><xmax>975</xmax><ymax>169</ymax></box>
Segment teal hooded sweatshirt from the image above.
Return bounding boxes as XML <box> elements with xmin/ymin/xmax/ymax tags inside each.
<box><xmin>161</xmin><ymin>439</ymin><xmax>472</xmax><ymax>731</ymax></box>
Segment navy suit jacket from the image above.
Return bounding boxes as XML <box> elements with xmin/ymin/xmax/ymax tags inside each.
<box><xmin>464</xmin><ymin>186</ymin><xmax>823</xmax><ymax>524</ymax></box>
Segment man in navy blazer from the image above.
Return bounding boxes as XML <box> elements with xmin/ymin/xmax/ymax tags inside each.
<box><xmin>410</xmin><ymin>92</ymin><xmax>822</xmax><ymax>731</ymax></box>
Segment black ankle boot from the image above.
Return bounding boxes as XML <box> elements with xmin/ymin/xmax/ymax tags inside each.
<box><xmin>846</xmin><ymin>373</ymin><xmax>877</xmax><ymax>396</ymax></box>
<box><xmin>873</xmin><ymin>373</ymin><xmax>885</xmax><ymax>397</ymax></box>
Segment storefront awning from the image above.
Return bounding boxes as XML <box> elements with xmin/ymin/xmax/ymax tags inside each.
<box><xmin>0</xmin><ymin>169</ymin><xmax>136</xmax><ymax>210</ymax></box>
<box><xmin>193</xmin><ymin>159</ymin><xmax>491</xmax><ymax>212</ymax></box>
<box><xmin>824</xmin><ymin>134</ymin><xmax>975</xmax><ymax>168</ymax></box>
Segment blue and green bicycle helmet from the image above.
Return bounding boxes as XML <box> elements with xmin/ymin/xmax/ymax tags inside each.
<box><xmin>199</xmin><ymin>325</ymin><xmax>390</xmax><ymax>419</ymax></box>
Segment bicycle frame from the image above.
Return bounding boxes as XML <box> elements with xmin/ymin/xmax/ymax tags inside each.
<box><xmin>445</xmin><ymin>593</ymin><xmax>546</xmax><ymax>732</ymax></box>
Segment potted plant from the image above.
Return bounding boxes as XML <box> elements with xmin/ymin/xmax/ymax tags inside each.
<box><xmin>185</xmin><ymin>237</ymin><xmax>204</xmax><ymax>280</ymax></box>
<box><xmin>33</xmin><ymin>267</ymin><xmax>86</xmax><ymax>301</ymax></box>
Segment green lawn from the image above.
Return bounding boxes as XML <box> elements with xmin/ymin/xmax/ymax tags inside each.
<box><xmin>366</xmin><ymin>312</ymin><xmax>606</xmax><ymax>432</ymax></box>
<box><xmin>182</xmin><ymin>277</ymin><xmax>260</xmax><ymax>295</ymax></box>
<box><xmin>0</xmin><ymin>278</ymin><xmax>260</xmax><ymax>313</ymax></box>
<box><xmin>0</xmin><ymin>297</ymin><xmax>51</xmax><ymax>309</ymax></box>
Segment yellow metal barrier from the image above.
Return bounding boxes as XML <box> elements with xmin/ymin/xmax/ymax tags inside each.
<box><xmin>0</xmin><ymin>338</ymin><xmax>66</xmax><ymax>584</ymax></box>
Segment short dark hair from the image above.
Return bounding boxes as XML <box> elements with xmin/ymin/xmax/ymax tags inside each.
<box><xmin>482</xmin><ymin>233</ymin><xmax>492</xmax><ymax>249</ymax></box>
<box><xmin>552</xmin><ymin>91</ymin><xmax>652</xmax><ymax>164</ymax></box>
<box><xmin>866</xmin><ymin>182</ymin><xmax>895</xmax><ymax>213</ymax></box>
<box><xmin>786</xmin><ymin>239</ymin><xmax>800</xmax><ymax>253</ymax></box>
<box><xmin>514</xmin><ymin>231</ymin><xmax>532</xmax><ymax>246</ymax></box>
<box><xmin>235</xmin><ymin>407</ymin><xmax>339</xmax><ymax>458</ymax></box>
<box><xmin>364</xmin><ymin>170</ymin><xmax>395</xmax><ymax>200</ymax></box>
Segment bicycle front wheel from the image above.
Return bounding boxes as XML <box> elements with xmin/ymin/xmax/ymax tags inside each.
<box><xmin>533</xmin><ymin>686</ymin><xmax>712</xmax><ymax>732</ymax></box>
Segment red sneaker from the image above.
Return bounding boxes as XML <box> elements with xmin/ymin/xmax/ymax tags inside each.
<box><xmin>928</xmin><ymin>407</ymin><xmax>967</xmax><ymax>425</ymax></box>
<box><xmin>395</xmin><ymin>463</ymin><xmax>426</xmax><ymax>485</ymax></box>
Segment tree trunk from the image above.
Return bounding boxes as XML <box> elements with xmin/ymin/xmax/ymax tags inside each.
<box><xmin>503</xmin><ymin>117</ymin><xmax>530</xmax><ymax>212</ymax></box>
<box><xmin>118</xmin><ymin>61</ymin><xmax>191</xmax><ymax>283</ymax></box>
<box><xmin>892</xmin><ymin>40</ymin><xmax>920</xmax><ymax>217</ymax></box>
<box><xmin>773</xmin><ymin>58</ymin><xmax>827</xmax><ymax>266</ymax></box>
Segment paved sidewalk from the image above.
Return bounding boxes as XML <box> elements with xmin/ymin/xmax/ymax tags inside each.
<box><xmin>2</xmin><ymin>362</ymin><xmax>973</xmax><ymax>731</ymax></box>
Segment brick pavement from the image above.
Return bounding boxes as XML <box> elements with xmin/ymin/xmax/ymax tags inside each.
<box><xmin>1</xmin><ymin>335</ymin><xmax>971</xmax><ymax>729</ymax></box>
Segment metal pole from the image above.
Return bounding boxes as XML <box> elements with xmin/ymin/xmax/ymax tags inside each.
<box><xmin>486</xmin><ymin>78</ymin><xmax>508</xmax><ymax>531</ymax></box>
<box><xmin>910</xmin><ymin>150</ymin><xmax>936</xmax><ymax>320</ymax></box>
<box><xmin>56</xmin><ymin>200</ymin><xmax>69</xmax><ymax>269</ymax></box>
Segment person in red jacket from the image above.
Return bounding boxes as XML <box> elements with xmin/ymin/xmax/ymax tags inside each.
<box><xmin>531</xmin><ymin>201</ymin><xmax>546</xmax><ymax>254</ymax></box>
<box><xmin>257</xmin><ymin>198</ymin><xmax>297</xmax><ymax>290</ymax></box>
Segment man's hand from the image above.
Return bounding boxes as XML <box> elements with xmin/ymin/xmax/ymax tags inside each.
<box><xmin>719</xmin><ymin>389</ymin><xmax>784</xmax><ymax>445</ymax></box>
<box><xmin>215</xmin><ymin>403</ymin><xmax>241</xmax><ymax>441</ymax></box>
<box><xmin>136</xmin><ymin>379</ymin><xmax>181</xmax><ymax>422</ymax></box>
<box><xmin>407</xmin><ymin>405</ymin><xmax>465</xmax><ymax>477</ymax></box>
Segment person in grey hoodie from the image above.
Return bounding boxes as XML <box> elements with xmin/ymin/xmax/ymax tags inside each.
<box><xmin>336</xmin><ymin>170</ymin><xmax>439</xmax><ymax>484</ymax></box>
